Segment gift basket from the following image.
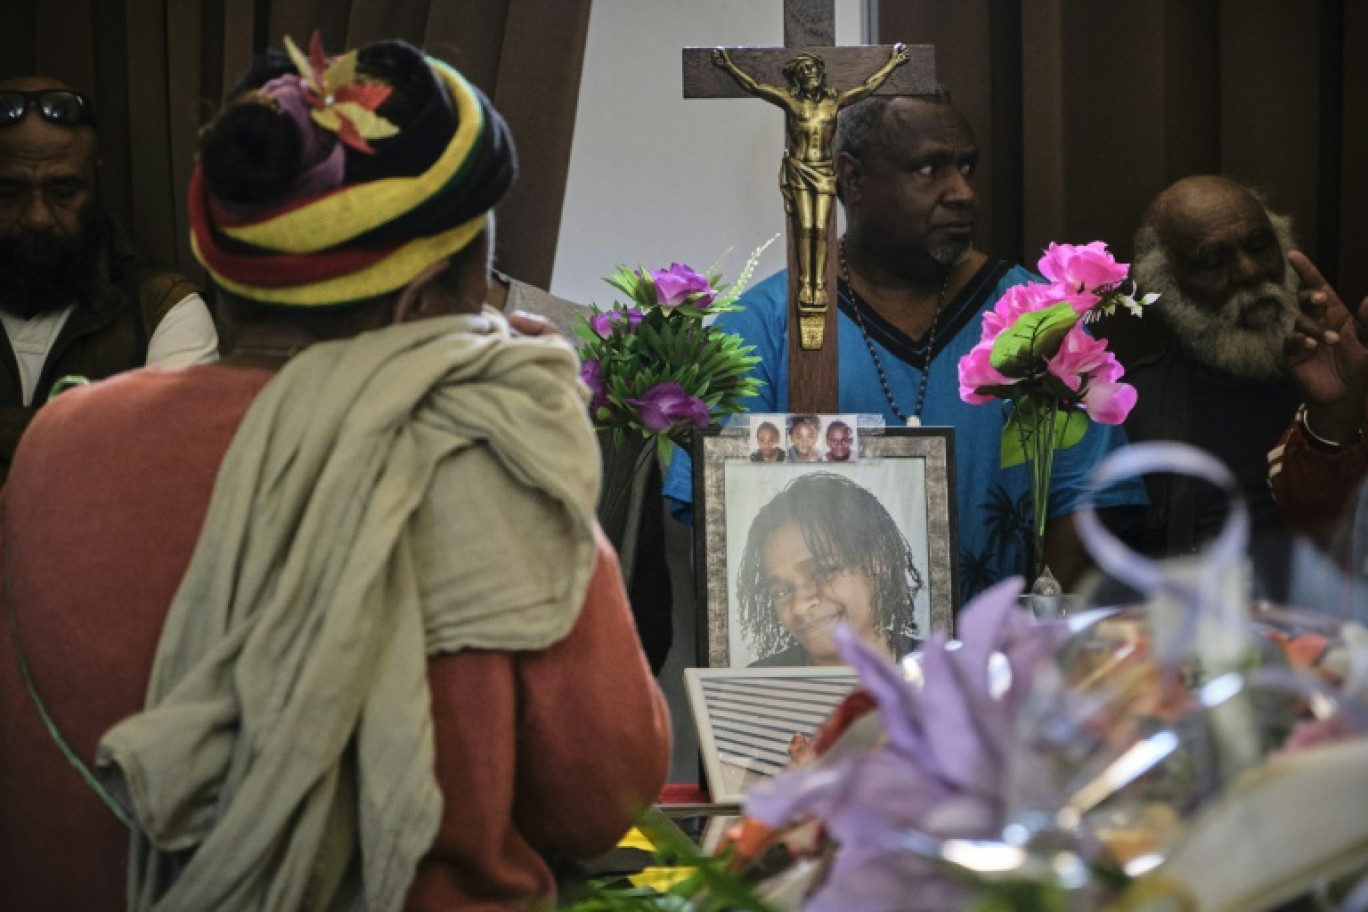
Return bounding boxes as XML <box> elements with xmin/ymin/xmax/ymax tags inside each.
<box><xmin>716</xmin><ymin>442</ymin><xmax>1368</xmax><ymax>912</ymax></box>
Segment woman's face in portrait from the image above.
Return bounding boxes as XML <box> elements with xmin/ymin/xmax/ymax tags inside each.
<box><xmin>790</xmin><ymin>422</ymin><xmax>818</xmax><ymax>459</ymax></box>
<box><xmin>762</xmin><ymin>522</ymin><xmax>881</xmax><ymax>664</ymax></box>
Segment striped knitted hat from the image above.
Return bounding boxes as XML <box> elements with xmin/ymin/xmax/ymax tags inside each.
<box><xmin>190</xmin><ymin>34</ymin><xmax>516</xmax><ymax>307</ymax></box>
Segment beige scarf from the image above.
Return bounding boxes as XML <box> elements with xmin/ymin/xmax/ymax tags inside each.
<box><xmin>97</xmin><ymin>309</ymin><xmax>601</xmax><ymax>911</ymax></box>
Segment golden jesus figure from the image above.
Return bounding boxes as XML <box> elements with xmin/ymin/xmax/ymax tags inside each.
<box><xmin>712</xmin><ymin>44</ymin><xmax>909</xmax><ymax>340</ymax></box>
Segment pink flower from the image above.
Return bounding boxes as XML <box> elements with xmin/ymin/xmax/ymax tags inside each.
<box><xmin>1037</xmin><ymin>241</ymin><xmax>1129</xmax><ymax>303</ymax></box>
<box><xmin>650</xmin><ymin>263</ymin><xmax>715</xmax><ymax>309</ymax></box>
<box><xmin>981</xmin><ymin>282</ymin><xmax>1057</xmax><ymax>340</ymax></box>
<box><xmin>627</xmin><ymin>381</ymin><xmax>710</xmax><ymax>431</ymax></box>
<box><xmin>589</xmin><ymin>307</ymin><xmax>644</xmax><ymax>337</ymax></box>
<box><xmin>1279</xmin><ymin>715</ymin><xmax>1364</xmax><ymax>754</ymax></box>
<box><xmin>1046</xmin><ymin>328</ymin><xmax>1135</xmax><ymax>423</ymax></box>
<box><xmin>1046</xmin><ymin>327</ymin><xmax>1112</xmax><ymax>393</ymax></box>
<box><xmin>1082</xmin><ymin>378</ymin><xmax>1136</xmax><ymax>424</ymax></box>
<box><xmin>958</xmin><ymin>245</ymin><xmax>1141</xmax><ymax>440</ymax></box>
<box><xmin>1037</xmin><ymin>281</ymin><xmax>1095</xmax><ymax>315</ymax></box>
<box><xmin>958</xmin><ymin>339</ymin><xmax>1018</xmax><ymax>404</ymax></box>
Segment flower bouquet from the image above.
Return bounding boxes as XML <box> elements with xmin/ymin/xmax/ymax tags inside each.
<box><xmin>565</xmin><ymin>445</ymin><xmax>1368</xmax><ymax>910</ymax></box>
<box><xmin>697</xmin><ymin>443</ymin><xmax>1368</xmax><ymax>912</ymax></box>
<box><xmin>724</xmin><ymin>588</ymin><xmax>1368</xmax><ymax>911</ymax></box>
<box><xmin>575</xmin><ymin>244</ymin><xmax>770</xmax><ymax>575</ymax></box>
<box><xmin>957</xmin><ymin>242</ymin><xmax>1157</xmax><ymax>592</ymax></box>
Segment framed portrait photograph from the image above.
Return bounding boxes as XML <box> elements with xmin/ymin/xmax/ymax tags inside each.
<box><xmin>693</xmin><ymin>426</ymin><xmax>957</xmax><ymax>668</ymax></box>
<box><xmin>683</xmin><ymin>666</ymin><xmax>859</xmax><ymax>804</ymax></box>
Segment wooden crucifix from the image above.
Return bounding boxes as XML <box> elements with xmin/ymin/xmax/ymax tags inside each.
<box><xmin>683</xmin><ymin>0</ymin><xmax>936</xmax><ymax>413</ymax></box>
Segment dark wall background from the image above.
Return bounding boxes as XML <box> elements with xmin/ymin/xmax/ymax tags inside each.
<box><xmin>0</xmin><ymin>0</ymin><xmax>591</xmax><ymax>290</ymax></box>
<box><xmin>880</xmin><ymin>0</ymin><xmax>1366</xmax><ymax>306</ymax></box>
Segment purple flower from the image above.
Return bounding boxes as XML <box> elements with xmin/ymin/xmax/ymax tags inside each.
<box><xmin>744</xmin><ymin>578</ymin><xmax>1071</xmax><ymax>912</ymax></box>
<box><xmin>589</xmin><ymin>307</ymin><xmax>644</xmax><ymax>337</ymax></box>
<box><xmin>650</xmin><ymin>262</ymin><xmax>716</xmax><ymax>309</ymax></box>
<box><xmin>579</xmin><ymin>358</ymin><xmax>609</xmax><ymax>415</ymax></box>
<box><xmin>626</xmin><ymin>381</ymin><xmax>710</xmax><ymax>431</ymax></box>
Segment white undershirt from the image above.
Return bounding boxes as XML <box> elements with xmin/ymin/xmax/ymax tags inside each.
<box><xmin>0</xmin><ymin>293</ymin><xmax>219</xmax><ymax>406</ymax></box>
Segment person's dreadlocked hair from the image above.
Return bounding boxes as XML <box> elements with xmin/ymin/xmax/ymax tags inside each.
<box><xmin>735</xmin><ymin>472</ymin><xmax>923</xmax><ymax>660</ymax></box>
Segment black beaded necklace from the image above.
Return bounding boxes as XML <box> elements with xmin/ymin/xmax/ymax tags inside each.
<box><xmin>839</xmin><ymin>238</ymin><xmax>949</xmax><ymax>427</ymax></box>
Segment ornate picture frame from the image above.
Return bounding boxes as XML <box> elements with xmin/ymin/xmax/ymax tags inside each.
<box><xmin>693</xmin><ymin>425</ymin><xmax>958</xmax><ymax>668</ymax></box>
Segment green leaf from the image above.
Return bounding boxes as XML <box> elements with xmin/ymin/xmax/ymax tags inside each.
<box><xmin>637</xmin><ymin>321</ymin><xmax>663</xmax><ymax>353</ymax></box>
<box><xmin>1056</xmin><ymin>408</ymin><xmax>1087</xmax><ymax>451</ymax></box>
<box><xmin>602</xmin><ymin>264</ymin><xmax>660</xmax><ymax>310</ymax></box>
<box><xmin>989</xmin><ymin>302</ymin><xmax>1078</xmax><ymax>377</ymax></box>
<box><xmin>968</xmin><ymin>879</ymin><xmax>1073</xmax><ymax>912</ymax></box>
<box><xmin>1000</xmin><ymin>399</ymin><xmax>1089</xmax><ymax>468</ymax></box>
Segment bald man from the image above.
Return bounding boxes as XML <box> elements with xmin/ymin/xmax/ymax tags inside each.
<box><xmin>0</xmin><ymin>77</ymin><xmax>217</xmax><ymax>482</ymax></box>
<box><xmin>1095</xmin><ymin>174</ymin><xmax>1305</xmax><ymax>593</ymax></box>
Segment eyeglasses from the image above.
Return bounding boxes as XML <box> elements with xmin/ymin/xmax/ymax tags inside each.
<box><xmin>0</xmin><ymin>90</ymin><xmax>96</xmax><ymax>128</ymax></box>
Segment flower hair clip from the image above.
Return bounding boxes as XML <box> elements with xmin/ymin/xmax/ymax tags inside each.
<box><xmin>283</xmin><ymin>31</ymin><xmax>399</xmax><ymax>154</ymax></box>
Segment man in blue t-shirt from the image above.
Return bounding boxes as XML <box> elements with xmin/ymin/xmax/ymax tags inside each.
<box><xmin>665</xmin><ymin>91</ymin><xmax>1146</xmax><ymax>602</ymax></box>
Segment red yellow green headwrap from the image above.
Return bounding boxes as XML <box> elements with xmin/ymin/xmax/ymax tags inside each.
<box><xmin>189</xmin><ymin>35</ymin><xmax>517</xmax><ymax>307</ymax></box>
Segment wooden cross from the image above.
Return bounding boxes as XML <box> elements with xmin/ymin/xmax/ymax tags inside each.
<box><xmin>683</xmin><ymin>0</ymin><xmax>936</xmax><ymax>413</ymax></box>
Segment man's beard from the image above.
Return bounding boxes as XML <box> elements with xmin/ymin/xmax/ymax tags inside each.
<box><xmin>0</xmin><ymin>208</ymin><xmax>105</xmax><ymax>319</ymax></box>
<box><xmin>1134</xmin><ymin>219</ymin><xmax>1299</xmax><ymax>382</ymax></box>
<box><xmin>929</xmin><ymin>235</ymin><xmax>973</xmax><ymax>268</ymax></box>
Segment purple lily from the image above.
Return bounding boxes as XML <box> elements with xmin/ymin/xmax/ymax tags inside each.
<box><xmin>651</xmin><ymin>262</ymin><xmax>715</xmax><ymax>309</ymax></box>
<box><xmin>626</xmin><ymin>381</ymin><xmax>710</xmax><ymax>431</ymax></box>
<box><xmin>589</xmin><ymin>307</ymin><xmax>644</xmax><ymax>338</ymax></box>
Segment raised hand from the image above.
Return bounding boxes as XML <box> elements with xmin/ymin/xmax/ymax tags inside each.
<box><xmin>1285</xmin><ymin>250</ymin><xmax>1368</xmax><ymax>442</ymax></box>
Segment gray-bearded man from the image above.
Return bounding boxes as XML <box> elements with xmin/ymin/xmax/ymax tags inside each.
<box><xmin>1098</xmin><ymin>174</ymin><xmax>1303</xmax><ymax>593</ymax></box>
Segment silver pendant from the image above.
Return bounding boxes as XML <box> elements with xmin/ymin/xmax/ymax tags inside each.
<box><xmin>905</xmin><ymin>416</ymin><xmax>921</xmax><ymax>428</ymax></box>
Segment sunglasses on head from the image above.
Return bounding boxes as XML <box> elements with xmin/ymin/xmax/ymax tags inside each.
<box><xmin>0</xmin><ymin>90</ymin><xmax>96</xmax><ymax>127</ymax></box>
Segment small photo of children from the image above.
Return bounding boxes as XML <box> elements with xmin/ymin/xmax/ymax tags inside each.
<box><xmin>749</xmin><ymin>415</ymin><xmax>788</xmax><ymax>463</ymax></box>
<box><xmin>786</xmin><ymin>415</ymin><xmax>824</xmax><ymax>463</ymax></box>
<box><xmin>820</xmin><ymin>415</ymin><xmax>858</xmax><ymax>463</ymax></box>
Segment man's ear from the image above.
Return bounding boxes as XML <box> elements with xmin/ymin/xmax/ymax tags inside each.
<box><xmin>391</xmin><ymin>259</ymin><xmax>450</xmax><ymax>324</ymax></box>
<box><xmin>835</xmin><ymin>151</ymin><xmax>861</xmax><ymax>204</ymax></box>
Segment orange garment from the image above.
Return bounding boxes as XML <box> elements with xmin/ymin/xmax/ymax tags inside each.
<box><xmin>1268</xmin><ymin>405</ymin><xmax>1368</xmax><ymax>547</ymax></box>
<box><xmin>0</xmin><ymin>363</ymin><xmax>669</xmax><ymax>911</ymax></box>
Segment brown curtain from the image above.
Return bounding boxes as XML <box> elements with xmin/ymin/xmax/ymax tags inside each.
<box><xmin>880</xmin><ymin>0</ymin><xmax>1366</xmax><ymax>306</ymax></box>
<box><xmin>3</xmin><ymin>0</ymin><xmax>593</xmax><ymax>291</ymax></box>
